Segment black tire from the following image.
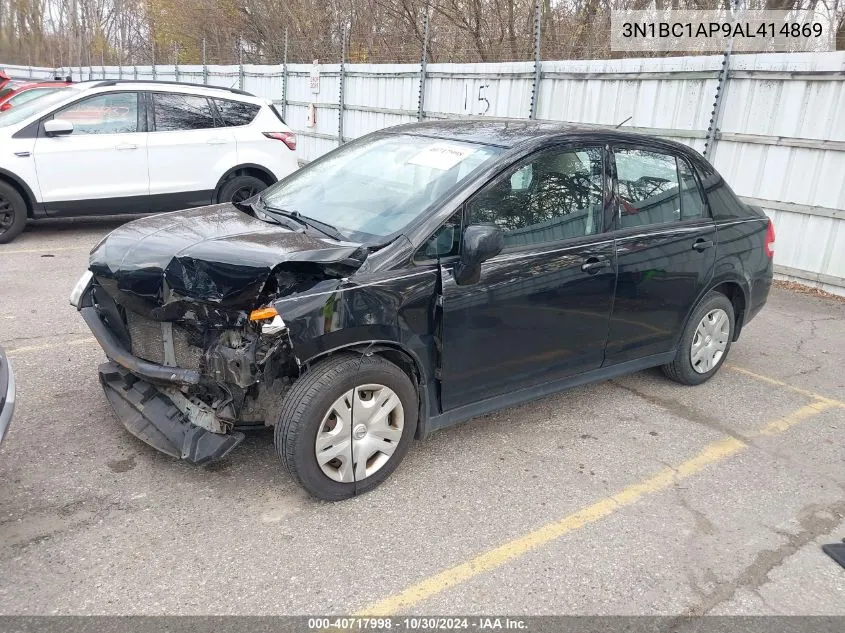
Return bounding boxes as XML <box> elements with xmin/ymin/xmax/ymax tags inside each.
<box><xmin>216</xmin><ymin>174</ymin><xmax>268</xmax><ymax>205</ymax></box>
<box><xmin>0</xmin><ymin>181</ymin><xmax>28</xmax><ymax>244</ymax></box>
<box><xmin>662</xmin><ymin>291</ymin><xmax>735</xmax><ymax>386</ymax></box>
<box><xmin>275</xmin><ymin>353</ymin><xmax>418</xmax><ymax>501</ymax></box>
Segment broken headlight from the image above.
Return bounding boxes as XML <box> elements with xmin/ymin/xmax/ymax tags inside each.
<box><xmin>249</xmin><ymin>306</ymin><xmax>286</xmax><ymax>336</ymax></box>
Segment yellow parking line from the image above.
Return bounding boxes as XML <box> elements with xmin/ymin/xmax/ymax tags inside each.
<box><xmin>757</xmin><ymin>400</ymin><xmax>839</xmax><ymax>435</ymax></box>
<box><xmin>1</xmin><ymin>326</ymin><xmax>839</xmax><ymax>612</ymax></box>
<box><xmin>357</xmin><ymin>398</ymin><xmax>834</xmax><ymax>616</ymax></box>
<box><xmin>0</xmin><ymin>245</ymin><xmax>90</xmax><ymax>255</ymax></box>
<box><xmin>5</xmin><ymin>337</ymin><xmax>96</xmax><ymax>357</ymax></box>
<box><xmin>725</xmin><ymin>364</ymin><xmax>845</xmax><ymax>407</ymax></box>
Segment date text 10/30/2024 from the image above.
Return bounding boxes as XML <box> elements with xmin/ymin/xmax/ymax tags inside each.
<box><xmin>307</xmin><ymin>617</ymin><xmax>528</xmax><ymax>630</ymax></box>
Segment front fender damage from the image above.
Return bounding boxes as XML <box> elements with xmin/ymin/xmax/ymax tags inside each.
<box><xmin>85</xmin><ymin>210</ymin><xmax>373</xmax><ymax>463</ymax></box>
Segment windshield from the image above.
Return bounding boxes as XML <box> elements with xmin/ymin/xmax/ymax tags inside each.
<box><xmin>261</xmin><ymin>134</ymin><xmax>502</xmax><ymax>241</ymax></box>
<box><xmin>10</xmin><ymin>87</ymin><xmax>62</xmax><ymax>107</ymax></box>
<box><xmin>0</xmin><ymin>88</ymin><xmax>78</xmax><ymax>128</ymax></box>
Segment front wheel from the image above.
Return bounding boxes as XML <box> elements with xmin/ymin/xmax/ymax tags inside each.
<box><xmin>662</xmin><ymin>291</ymin><xmax>735</xmax><ymax>385</ymax></box>
<box><xmin>0</xmin><ymin>181</ymin><xmax>27</xmax><ymax>244</ymax></box>
<box><xmin>275</xmin><ymin>354</ymin><xmax>417</xmax><ymax>500</ymax></box>
<box><xmin>216</xmin><ymin>174</ymin><xmax>268</xmax><ymax>205</ymax></box>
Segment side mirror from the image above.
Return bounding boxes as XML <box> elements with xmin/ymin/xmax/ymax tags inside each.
<box><xmin>44</xmin><ymin>119</ymin><xmax>73</xmax><ymax>137</ymax></box>
<box><xmin>454</xmin><ymin>225</ymin><xmax>504</xmax><ymax>286</ymax></box>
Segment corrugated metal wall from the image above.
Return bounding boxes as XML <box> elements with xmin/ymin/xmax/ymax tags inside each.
<box><xmin>5</xmin><ymin>52</ymin><xmax>845</xmax><ymax>294</ymax></box>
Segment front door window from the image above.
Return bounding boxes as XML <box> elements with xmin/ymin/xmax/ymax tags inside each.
<box><xmin>467</xmin><ymin>147</ymin><xmax>604</xmax><ymax>247</ymax></box>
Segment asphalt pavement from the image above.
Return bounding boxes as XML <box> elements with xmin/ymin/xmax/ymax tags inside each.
<box><xmin>0</xmin><ymin>217</ymin><xmax>843</xmax><ymax>615</ymax></box>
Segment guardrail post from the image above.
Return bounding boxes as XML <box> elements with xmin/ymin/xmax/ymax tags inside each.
<box><xmin>417</xmin><ymin>7</ymin><xmax>431</xmax><ymax>121</ymax></box>
<box><xmin>338</xmin><ymin>28</ymin><xmax>348</xmax><ymax>145</ymax></box>
<box><xmin>238</xmin><ymin>36</ymin><xmax>244</xmax><ymax>90</ymax></box>
<box><xmin>174</xmin><ymin>44</ymin><xmax>180</xmax><ymax>82</ymax></box>
<box><xmin>281</xmin><ymin>28</ymin><xmax>288</xmax><ymax>121</ymax></box>
<box><xmin>529</xmin><ymin>0</ymin><xmax>542</xmax><ymax>119</ymax></box>
<box><xmin>202</xmin><ymin>39</ymin><xmax>208</xmax><ymax>84</ymax></box>
<box><xmin>703</xmin><ymin>0</ymin><xmax>739</xmax><ymax>161</ymax></box>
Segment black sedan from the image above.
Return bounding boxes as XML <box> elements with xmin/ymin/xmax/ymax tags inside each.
<box><xmin>72</xmin><ymin>119</ymin><xmax>774</xmax><ymax>500</ymax></box>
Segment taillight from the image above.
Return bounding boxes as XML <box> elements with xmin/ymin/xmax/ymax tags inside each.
<box><xmin>764</xmin><ymin>218</ymin><xmax>775</xmax><ymax>258</ymax></box>
<box><xmin>263</xmin><ymin>132</ymin><xmax>296</xmax><ymax>151</ymax></box>
<box><xmin>0</xmin><ymin>103</ymin><xmax>11</xmax><ymax>112</ymax></box>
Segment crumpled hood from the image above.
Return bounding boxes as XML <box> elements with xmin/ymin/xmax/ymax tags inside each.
<box><xmin>89</xmin><ymin>204</ymin><xmax>367</xmax><ymax>315</ymax></box>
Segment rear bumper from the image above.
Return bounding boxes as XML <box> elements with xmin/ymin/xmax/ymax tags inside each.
<box><xmin>745</xmin><ymin>264</ymin><xmax>774</xmax><ymax>326</ymax></box>
<box><xmin>98</xmin><ymin>362</ymin><xmax>243</xmax><ymax>464</ymax></box>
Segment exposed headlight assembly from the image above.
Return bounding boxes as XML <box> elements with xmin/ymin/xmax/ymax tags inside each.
<box><xmin>249</xmin><ymin>306</ymin><xmax>286</xmax><ymax>336</ymax></box>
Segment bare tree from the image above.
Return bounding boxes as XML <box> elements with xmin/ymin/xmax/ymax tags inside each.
<box><xmin>0</xmin><ymin>0</ymin><xmax>842</xmax><ymax>68</ymax></box>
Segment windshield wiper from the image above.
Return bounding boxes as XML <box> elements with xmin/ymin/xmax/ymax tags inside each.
<box><xmin>262</xmin><ymin>205</ymin><xmax>345</xmax><ymax>241</ymax></box>
<box><xmin>249</xmin><ymin>201</ymin><xmax>306</xmax><ymax>232</ymax></box>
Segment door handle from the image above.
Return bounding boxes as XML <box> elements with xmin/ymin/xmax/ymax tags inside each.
<box><xmin>206</xmin><ymin>138</ymin><xmax>228</xmax><ymax>145</ymax></box>
<box><xmin>581</xmin><ymin>257</ymin><xmax>611</xmax><ymax>274</ymax></box>
<box><xmin>115</xmin><ymin>143</ymin><xmax>138</xmax><ymax>150</ymax></box>
<box><xmin>692</xmin><ymin>239</ymin><xmax>714</xmax><ymax>252</ymax></box>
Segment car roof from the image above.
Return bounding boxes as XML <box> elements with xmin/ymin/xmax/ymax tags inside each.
<box><xmin>385</xmin><ymin>117</ymin><xmax>698</xmax><ymax>156</ymax></box>
<box><xmin>80</xmin><ymin>80</ymin><xmax>260</xmax><ymax>102</ymax></box>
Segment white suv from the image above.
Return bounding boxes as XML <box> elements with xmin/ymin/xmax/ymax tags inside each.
<box><xmin>0</xmin><ymin>80</ymin><xmax>298</xmax><ymax>243</ymax></box>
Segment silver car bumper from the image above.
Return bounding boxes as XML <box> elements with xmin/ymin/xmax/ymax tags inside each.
<box><xmin>0</xmin><ymin>347</ymin><xmax>15</xmax><ymax>445</ymax></box>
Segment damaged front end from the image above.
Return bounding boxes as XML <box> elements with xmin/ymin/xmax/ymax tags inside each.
<box><xmin>73</xmin><ymin>204</ymin><xmax>368</xmax><ymax>464</ymax></box>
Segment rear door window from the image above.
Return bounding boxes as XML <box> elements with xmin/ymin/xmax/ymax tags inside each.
<box><xmin>615</xmin><ymin>149</ymin><xmax>682</xmax><ymax>228</ymax></box>
<box><xmin>153</xmin><ymin>93</ymin><xmax>215</xmax><ymax>131</ymax></box>
<box><xmin>614</xmin><ymin>148</ymin><xmax>710</xmax><ymax>228</ymax></box>
<box><xmin>213</xmin><ymin>99</ymin><xmax>260</xmax><ymax>126</ymax></box>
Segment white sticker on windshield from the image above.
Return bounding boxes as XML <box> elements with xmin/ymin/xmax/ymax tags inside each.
<box><xmin>407</xmin><ymin>143</ymin><xmax>476</xmax><ymax>170</ymax></box>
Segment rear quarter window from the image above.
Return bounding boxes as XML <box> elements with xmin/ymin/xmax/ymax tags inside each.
<box><xmin>213</xmin><ymin>99</ymin><xmax>260</xmax><ymax>126</ymax></box>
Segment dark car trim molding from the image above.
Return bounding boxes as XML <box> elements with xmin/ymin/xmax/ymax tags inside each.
<box><xmin>42</xmin><ymin>190</ymin><xmax>215</xmax><ymax>216</ymax></box>
<box><xmin>427</xmin><ymin>351</ymin><xmax>677</xmax><ymax>435</ymax></box>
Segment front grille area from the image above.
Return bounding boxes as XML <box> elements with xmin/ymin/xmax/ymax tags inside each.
<box><xmin>125</xmin><ymin>310</ymin><xmax>204</xmax><ymax>370</ymax></box>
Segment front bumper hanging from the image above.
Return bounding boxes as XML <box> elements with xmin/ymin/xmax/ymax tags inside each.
<box><xmin>99</xmin><ymin>362</ymin><xmax>244</xmax><ymax>464</ymax></box>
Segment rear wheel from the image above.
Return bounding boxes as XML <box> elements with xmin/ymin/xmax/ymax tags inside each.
<box><xmin>216</xmin><ymin>174</ymin><xmax>268</xmax><ymax>205</ymax></box>
<box><xmin>0</xmin><ymin>181</ymin><xmax>27</xmax><ymax>244</ymax></box>
<box><xmin>662</xmin><ymin>291</ymin><xmax>734</xmax><ymax>385</ymax></box>
<box><xmin>275</xmin><ymin>354</ymin><xmax>417</xmax><ymax>501</ymax></box>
